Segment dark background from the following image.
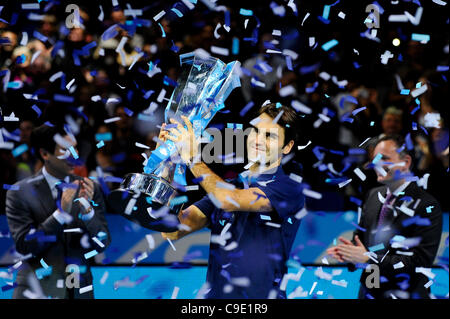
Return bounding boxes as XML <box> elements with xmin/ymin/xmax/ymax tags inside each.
<box><xmin>0</xmin><ymin>0</ymin><xmax>448</xmax><ymax>215</ymax></box>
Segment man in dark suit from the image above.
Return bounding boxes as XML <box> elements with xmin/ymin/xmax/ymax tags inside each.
<box><xmin>5</xmin><ymin>124</ymin><xmax>111</xmax><ymax>299</ymax></box>
<box><xmin>327</xmin><ymin>134</ymin><xmax>442</xmax><ymax>299</ymax></box>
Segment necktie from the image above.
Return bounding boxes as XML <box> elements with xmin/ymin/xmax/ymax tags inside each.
<box><xmin>377</xmin><ymin>192</ymin><xmax>395</xmax><ymax>226</ymax></box>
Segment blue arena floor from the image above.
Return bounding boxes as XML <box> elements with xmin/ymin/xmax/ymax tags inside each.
<box><xmin>1</xmin><ymin>265</ymin><xmax>448</xmax><ymax>299</ymax></box>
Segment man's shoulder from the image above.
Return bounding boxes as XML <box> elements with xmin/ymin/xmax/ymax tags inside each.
<box><xmin>407</xmin><ymin>182</ymin><xmax>441</xmax><ymax>210</ymax></box>
<box><xmin>367</xmin><ymin>185</ymin><xmax>386</xmax><ymax>198</ymax></box>
<box><xmin>7</xmin><ymin>173</ymin><xmax>44</xmax><ymax>196</ymax></box>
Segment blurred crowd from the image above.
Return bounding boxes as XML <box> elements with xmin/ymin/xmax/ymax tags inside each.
<box><xmin>0</xmin><ymin>1</ymin><xmax>448</xmax><ymax>212</ymax></box>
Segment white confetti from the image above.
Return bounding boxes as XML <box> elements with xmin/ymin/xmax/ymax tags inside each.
<box><xmin>156</xmin><ymin>88</ymin><xmax>166</xmax><ymax>102</ymax></box>
<box><xmin>153</xmin><ymin>10</ymin><xmax>166</xmax><ymax>21</ymax></box>
<box><xmin>92</xmin><ymin>237</ymin><xmax>105</xmax><ymax>248</ymax></box>
<box><xmin>301</xmin><ymin>12</ymin><xmax>310</xmax><ymax>26</ymax></box>
<box><xmin>309</xmin><ymin>281</ymin><xmax>317</xmax><ymax>295</ymax></box>
<box><xmin>358</xmin><ymin>137</ymin><xmax>371</xmax><ymax>147</ymax></box>
<box><xmin>331</xmin><ymin>279</ymin><xmax>348</xmax><ymax>288</ymax></box>
<box><xmin>289</xmin><ymin>173</ymin><xmax>303</xmax><ymax>184</ymax></box>
<box><xmin>20</xmin><ymin>32</ymin><xmax>28</xmax><ymax>46</ymax></box>
<box><xmin>63</xmin><ymin>228</ymin><xmax>82</xmax><ymax>233</ymax></box>
<box><xmin>295</xmin><ymin>207</ymin><xmax>308</xmax><ymax>220</ymax></box>
<box><xmin>265</xmin><ymin>222</ymin><xmax>281</xmax><ymax>228</ymax></box>
<box><xmin>411</xmin><ymin>83</ymin><xmax>428</xmax><ymax>98</ymax></box>
<box><xmin>4</xmin><ymin>112</ymin><xmax>19</xmax><ymax>122</ymax></box>
<box><xmin>224</xmin><ymin>241</ymin><xmax>238</xmax><ymax>251</ymax></box>
<box><xmin>393</xmin><ymin>261</ymin><xmax>405</xmax><ymax>269</ymax></box>
<box><xmin>279</xmin><ymin>85</ymin><xmax>296</xmax><ymax>97</ymax></box>
<box><xmin>338</xmin><ymin>179</ymin><xmax>352</xmax><ymax>188</ymax></box>
<box><xmin>65</xmin><ymin>78</ymin><xmax>75</xmax><ymax>91</ymax></box>
<box><xmin>135</xmin><ymin>142</ymin><xmax>150</xmax><ymax>149</ymax></box>
<box><xmin>146</xmin><ymin>234</ymin><xmax>155</xmax><ymax>249</ymax></box>
<box><xmin>56</xmin><ymin>279</ymin><xmax>64</xmax><ymax>288</ymax></box>
<box><xmin>303</xmin><ymin>189</ymin><xmax>322</xmax><ymax>199</ymax></box>
<box><xmin>100</xmin><ymin>271</ymin><xmax>109</xmax><ymax>284</ymax></box>
<box><xmin>354</xmin><ymin>168</ymin><xmax>366</xmax><ymax>181</ymax></box>
<box><xmin>79</xmin><ymin>285</ymin><xmax>93</xmax><ymax>294</ymax></box>
<box><xmin>380</xmin><ymin>50</ymin><xmax>394</xmax><ymax>64</ymax></box>
<box><xmin>211</xmin><ymin>46</ymin><xmax>229</xmax><ymax>56</ymax></box>
<box><xmin>291</xmin><ymin>100</ymin><xmax>312</xmax><ymax>114</ymax></box>
<box><xmin>104</xmin><ymin>117</ymin><xmax>121</xmax><ymax>124</ymax></box>
<box><xmin>423</xmin><ymin>112</ymin><xmax>441</xmax><ymax>128</ymax></box>
<box><xmin>416</xmin><ymin>267</ymin><xmax>436</xmax><ymax>279</ymax></box>
<box><xmin>171</xmin><ymin>286</ymin><xmax>180</xmax><ymax>299</ymax></box>
<box><xmin>166</xmin><ymin>238</ymin><xmax>176</xmax><ymax>251</ymax></box>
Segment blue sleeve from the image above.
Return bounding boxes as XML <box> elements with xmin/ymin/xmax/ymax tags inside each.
<box><xmin>257</xmin><ymin>175</ymin><xmax>305</xmax><ymax>220</ymax></box>
<box><xmin>192</xmin><ymin>195</ymin><xmax>216</xmax><ymax>226</ymax></box>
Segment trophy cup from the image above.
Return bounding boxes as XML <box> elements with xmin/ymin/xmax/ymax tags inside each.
<box><xmin>107</xmin><ymin>52</ymin><xmax>241</xmax><ymax>232</ymax></box>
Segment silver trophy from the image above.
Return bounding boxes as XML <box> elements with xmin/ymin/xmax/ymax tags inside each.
<box><xmin>107</xmin><ymin>52</ymin><xmax>241</xmax><ymax>232</ymax></box>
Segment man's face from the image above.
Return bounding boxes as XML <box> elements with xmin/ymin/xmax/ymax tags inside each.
<box><xmin>382</xmin><ymin>113</ymin><xmax>402</xmax><ymax>135</ymax></box>
<box><xmin>372</xmin><ymin>140</ymin><xmax>410</xmax><ymax>184</ymax></box>
<box><xmin>1</xmin><ymin>31</ymin><xmax>17</xmax><ymax>52</ymax></box>
<box><xmin>20</xmin><ymin>121</ymin><xmax>34</xmax><ymax>144</ymax></box>
<box><xmin>115</xmin><ymin>106</ymin><xmax>131</xmax><ymax>129</ymax></box>
<box><xmin>42</xmin><ymin>135</ymin><xmax>78</xmax><ymax>178</ymax></box>
<box><xmin>247</xmin><ymin>113</ymin><xmax>288</xmax><ymax>166</ymax></box>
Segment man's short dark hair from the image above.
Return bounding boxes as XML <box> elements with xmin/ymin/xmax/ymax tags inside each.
<box><xmin>375</xmin><ymin>134</ymin><xmax>414</xmax><ymax>160</ymax></box>
<box><xmin>257</xmin><ymin>102</ymin><xmax>301</xmax><ymax>148</ymax></box>
<box><xmin>30</xmin><ymin>124</ymin><xmax>67</xmax><ymax>162</ymax></box>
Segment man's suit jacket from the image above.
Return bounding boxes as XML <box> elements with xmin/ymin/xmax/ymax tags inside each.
<box><xmin>352</xmin><ymin>182</ymin><xmax>442</xmax><ymax>299</ymax></box>
<box><xmin>5</xmin><ymin>170</ymin><xmax>111</xmax><ymax>299</ymax></box>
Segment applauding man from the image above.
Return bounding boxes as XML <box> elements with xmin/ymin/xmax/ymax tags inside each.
<box><xmin>6</xmin><ymin>124</ymin><xmax>110</xmax><ymax>299</ymax></box>
<box><xmin>327</xmin><ymin>135</ymin><xmax>442</xmax><ymax>299</ymax></box>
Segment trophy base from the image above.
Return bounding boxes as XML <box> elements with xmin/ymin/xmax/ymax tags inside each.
<box><xmin>107</xmin><ymin>189</ymin><xmax>181</xmax><ymax>233</ymax></box>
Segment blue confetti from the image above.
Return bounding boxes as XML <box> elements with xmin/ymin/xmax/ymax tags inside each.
<box><xmin>369</xmin><ymin>243</ymin><xmax>385</xmax><ymax>252</ymax></box>
<box><xmin>158</xmin><ymin>23</ymin><xmax>166</xmax><ymax>37</ymax></box>
<box><xmin>1</xmin><ymin>283</ymin><xmax>18</xmax><ymax>292</ymax></box>
<box><xmin>12</xmin><ymin>144</ymin><xmax>28</xmax><ymax>157</ymax></box>
<box><xmin>35</xmin><ymin>266</ymin><xmax>53</xmax><ymax>279</ymax></box>
<box><xmin>3</xmin><ymin>184</ymin><xmax>20</xmax><ymax>191</ymax></box>
<box><xmin>68</xmin><ymin>146</ymin><xmax>79</xmax><ymax>159</ymax></box>
<box><xmin>170</xmin><ymin>195</ymin><xmax>188</xmax><ymax>206</ymax></box>
<box><xmin>239</xmin><ymin>8</ymin><xmax>253</xmax><ymax>16</ymax></box>
<box><xmin>54</xmin><ymin>94</ymin><xmax>74</xmax><ymax>103</ymax></box>
<box><xmin>349</xmin><ymin>196</ymin><xmax>362</xmax><ymax>206</ymax></box>
<box><xmin>84</xmin><ymin>250</ymin><xmax>98</xmax><ymax>259</ymax></box>
<box><xmin>33</xmin><ymin>30</ymin><xmax>48</xmax><ymax>43</ymax></box>
<box><xmin>101</xmin><ymin>24</ymin><xmax>119</xmax><ymax>41</ymax></box>
<box><xmin>411</xmin><ymin>33</ymin><xmax>430</xmax><ymax>43</ymax></box>
<box><xmin>322</xmin><ymin>5</ymin><xmax>331</xmax><ymax>20</ymax></box>
<box><xmin>171</xmin><ymin>8</ymin><xmax>183</xmax><ymax>17</ymax></box>
<box><xmin>95</xmin><ymin>132</ymin><xmax>112</xmax><ymax>142</ymax></box>
<box><xmin>31</xmin><ymin>104</ymin><xmax>42</xmax><ymax>117</ymax></box>
<box><xmin>123</xmin><ymin>107</ymin><xmax>134</xmax><ymax>117</ymax></box>
<box><xmin>232</xmin><ymin>37</ymin><xmax>239</xmax><ymax>55</ymax></box>
<box><xmin>400</xmin><ymin>89</ymin><xmax>410</xmax><ymax>95</ymax></box>
<box><xmin>321</xmin><ymin>39</ymin><xmax>338</xmax><ymax>51</ymax></box>
<box><xmin>16</xmin><ymin>54</ymin><xmax>26</xmax><ymax>64</ymax></box>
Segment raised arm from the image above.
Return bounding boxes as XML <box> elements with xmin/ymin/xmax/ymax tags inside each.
<box><xmin>166</xmin><ymin>115</ymin><xmax>273</xmax><ymax>213</ymax></box>
<box><xmin>161</xmin><ymin>204</ymin><xmax>209</xmax><ymax>240</ymax></box>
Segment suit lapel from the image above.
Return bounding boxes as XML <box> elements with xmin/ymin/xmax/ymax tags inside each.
<box><xmin>32</xmin><ymin>171</ymin><xmax>57</xmax><ymax>217</ymax></box>
<box><xmin>390</xmin><ymin>182</ymin><xmax>418</xmax><ymax>225</ymax></box>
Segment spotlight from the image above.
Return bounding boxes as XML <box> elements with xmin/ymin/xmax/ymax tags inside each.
<box><xmin>392</xmin><ymin>38</ymin><xmax>401</xmax><ymax>46</ymax></box>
